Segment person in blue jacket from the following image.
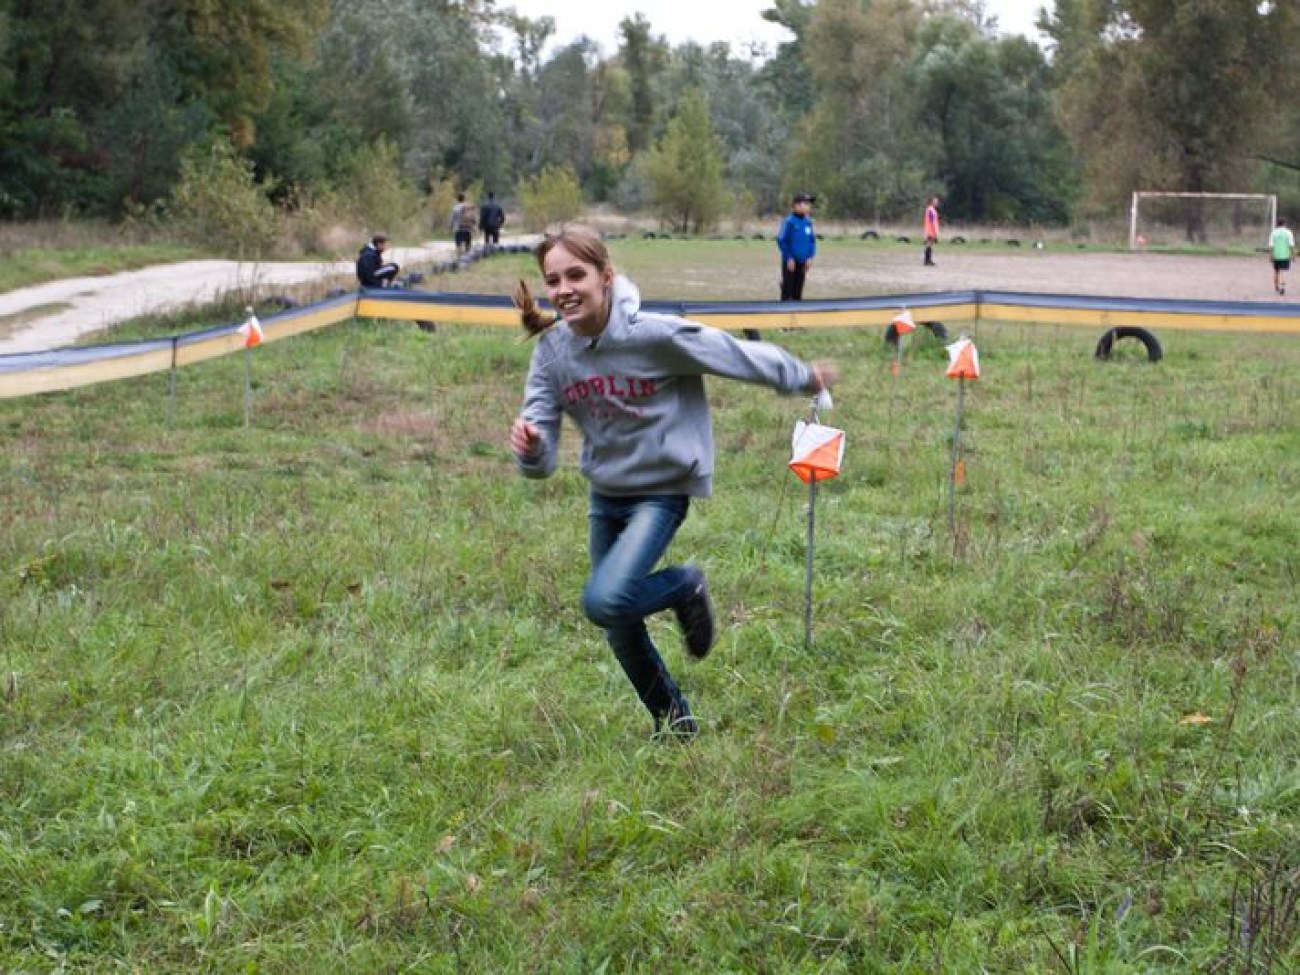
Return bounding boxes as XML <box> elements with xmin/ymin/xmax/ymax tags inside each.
<box><xmin>776</xmin><ymin>192</ymin><xmax>817</xmax><ymax>301</ymax></box>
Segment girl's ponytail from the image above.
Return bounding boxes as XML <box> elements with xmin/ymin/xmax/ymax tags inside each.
<box><xmin>513</xmin><ymin>279</ymin><xmax>558</xmax><ymax>338</ymax></box>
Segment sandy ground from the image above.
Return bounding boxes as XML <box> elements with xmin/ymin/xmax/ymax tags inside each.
<box><xmin>0</xmin><ymin>240</ymin><xmax>1285</xmax><ymax>355</ymax></box>
<box><xmin>811</xmin><ymin>246</ymin><xmax>1282</xmax><ymax>304</ymax></box>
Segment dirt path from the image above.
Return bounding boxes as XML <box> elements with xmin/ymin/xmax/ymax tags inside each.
<box><xmin>0</xmin><ymin>242</ymin><xmax>462</xmax><ymax>355</ymax></box>
<box><xmin>0</xmin><ymin>240</ymin><xmax>1285</xmax><ymax>355</ymax></box>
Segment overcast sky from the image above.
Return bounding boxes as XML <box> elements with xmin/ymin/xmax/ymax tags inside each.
<box><xmin>500</xmin><ymin>1</ymin><xmax>1048</xmax><ymax>56</ymax></box>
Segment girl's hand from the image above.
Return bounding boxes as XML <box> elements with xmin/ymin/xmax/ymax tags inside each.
<box><xmin>809</xmin><ymin>360</ymin><xmax>839</xmax><ymax>393</ymax></box>
<box><xmin>510</xmin><ymin>417</ymin><xmax>542</xmax><ymax>458</ymax></box>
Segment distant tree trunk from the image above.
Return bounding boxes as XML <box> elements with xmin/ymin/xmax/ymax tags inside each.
<box><xmin>1183</xmin><ymin>198</ymin><xmax>1206</xmax><ymax>245</ymax></box>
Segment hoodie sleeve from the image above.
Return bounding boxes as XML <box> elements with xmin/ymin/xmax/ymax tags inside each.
<box><xmin>776</xmin><ymin>216</ymin><xmax>792</xmax><ymax>262</ymax></box>
<box><xmin>515</xmin><ymin>342</ymin><xmax>563</xmax><ymax>479</ymax></box>
<box><xmin>658</xmin><ymin>318</ymin><xmax>813</xmax><ymax>394</ymax></box>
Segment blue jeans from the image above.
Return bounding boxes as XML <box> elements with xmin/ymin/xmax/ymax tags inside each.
<box><xmin>583</xmin><ymin>492</ymin><xmax>696</xmax><ymax>720</ymax></box>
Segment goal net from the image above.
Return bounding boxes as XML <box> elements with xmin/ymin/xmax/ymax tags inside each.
<box><xmin>1129</xmin><ymin>191</ymin><xmax>1276</xmax><ymax>251</ymax></box>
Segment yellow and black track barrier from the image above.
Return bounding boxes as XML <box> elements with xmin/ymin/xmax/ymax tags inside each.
<box><xmin>3</xmin><ymin>287</ymin><xmax>1300</xmax><ymax>399</ymax></box>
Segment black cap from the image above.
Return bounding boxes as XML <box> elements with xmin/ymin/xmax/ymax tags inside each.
<box><xmin>793</xmin><ymin>192</ymin><xmax>816</xmax><ymax>204</ymax></box>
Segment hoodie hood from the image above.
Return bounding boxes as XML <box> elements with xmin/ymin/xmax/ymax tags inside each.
<box><xmin>610</xmin><ymin>273</ymin><xmax>641</xmax><ymax>323</ymax></box>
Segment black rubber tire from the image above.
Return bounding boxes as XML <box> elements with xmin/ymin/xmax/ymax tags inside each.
<box><xmin>1095</xmin><ymin>326</ymin><xmax>1163</xmax><ymax>362</ymax></box>
<box><xmin>860</xmin><ymin>230</ymin><xmax>880</xmax><ymax>241</ymax></box>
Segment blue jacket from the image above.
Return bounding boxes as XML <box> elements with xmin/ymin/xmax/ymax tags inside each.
<box><xmin>777</xmin><ymin>212</ymin><xmax>816</xmax><ymax>263</ymax></box>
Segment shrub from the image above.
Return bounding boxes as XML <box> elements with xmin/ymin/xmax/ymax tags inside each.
<box><xmin>276</xmin><ymin>141</ymin><xmax>430</xmax><ymax>258</ymax></box>
<box><xmin>517</xmin><ymin>166</ymin><xmax>584</xmax><ymax>233</ymax></box>
<box><xmin>335</xmin><ymin>138</ymin><xmax>426</xmax><ymax>238</ymax></box>
<box><xmin>275</xmin><ymin>182</ymin><xmax>355</xmax><ymax>258</ymax></box>
<box><xmin>169</xmin><ymin>138</ymin><xmax>279</xmax><ymax>258</ymax></box>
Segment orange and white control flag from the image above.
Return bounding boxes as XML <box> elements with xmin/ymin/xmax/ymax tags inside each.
<box><xmin>239</xmin><ymin>309</ymin><xmax>264</xmax><ymax>349</ymax></box>
<box><xmin>892</xmin><ymin>308</ymin><xmax>916</xmax><ymax>335</ymax></box>
<box><xmin>945</xmin><ymin>336</ymin><xmax>980</xmax><ymax>379</ymax></box>
<box><xmin>789</xmin><ymin>420</ymin><xmax>845</xmax><ymax>484</ymax></box>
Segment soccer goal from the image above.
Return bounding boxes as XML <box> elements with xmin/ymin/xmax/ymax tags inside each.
<box><xmin>1129</xmin><ymin>191</ymin><xmax>1276</xmax><ymax>251</ymax></box>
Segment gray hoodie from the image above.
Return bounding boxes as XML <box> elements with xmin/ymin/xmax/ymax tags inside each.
<box><xmin>516</xmin><ymin>276</ymin><xmax>815</xmax><ymax>497</ymax></box>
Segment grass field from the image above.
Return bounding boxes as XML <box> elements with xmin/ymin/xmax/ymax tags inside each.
<box><xmin>1</xmin><ymin>244</ymin><xmax>1298</xmax><ymax>972</ymax></box>
<box><xmin>0</xmin><ymin>216</ymin><xmax>199</xmax><ymax>295</ymax></box>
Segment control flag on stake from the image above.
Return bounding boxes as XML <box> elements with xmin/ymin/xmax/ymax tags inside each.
<box><xmin>945</xmin><ymin>335</ymin><xmax>979</xmax><ymax>379</ymax></box>
<box><xmin>240</xmin><ymin>307</ymin><xmax>261</xmax><ymax>428</ymax></box>
<box><xmin>239</xmin><ymin>308</ymin><xmax>264</xmax><ymax>348</ymax></box>
<box><xmin>888</xmin><ymin>308</ymin><xmax>915</xmax><ymax>427</ymax></box>
<box><xmin>790</xmin><ymin>389</ymin><xmax>842</xmax><ymax>651</ymax></box>
<box><xmin>944</xmin><ymin>334</ymin><xmax>980</xmax><ymax>534</ymax></box>
<box><xmin>891</xmin><ymin>308</ymin><xmax>915</xmax><ymax>378</ymax></box>
<box><xmin>789</xmin><ymin>419</ymin><xmax>845</xmax><ymax>483</ymax></box>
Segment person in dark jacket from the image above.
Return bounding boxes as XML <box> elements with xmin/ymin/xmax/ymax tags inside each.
<box><xmin>356</xmin><ymin>234</ymin><xmax>400</xmax><ymax>289</ymax></box>
<box><xmin>479</xmin><ymin>191</ymin><xmax>506</xmax><ymax>247</ymax></box>
<box><xmin>776</xmin><ymin>192</ymin><xmax>817</xmax><ymax>301</ymax></box>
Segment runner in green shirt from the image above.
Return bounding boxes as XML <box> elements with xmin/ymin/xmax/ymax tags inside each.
<box><xmin>1269</xmin><ymin>218</ymin><xmax>1295</xmax><ymax>295</ymax></box>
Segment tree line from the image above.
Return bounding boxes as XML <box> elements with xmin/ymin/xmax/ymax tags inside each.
<box><xmin>2</xmin><ymin>0</ymin><xmax>1298</xmax><ymax>241</ymax></box>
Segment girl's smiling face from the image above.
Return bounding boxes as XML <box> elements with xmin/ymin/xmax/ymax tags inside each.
<box><xmin>542</xmin><ymin>243</ymin><xmax>613</xmax><ymax>337</ymax></box>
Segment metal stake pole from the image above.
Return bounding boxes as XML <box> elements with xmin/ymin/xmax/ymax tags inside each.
<box><xmin>243</xmin><ymin>347</ymin><xmax>253</xmax><ymax>429</ymax></box>
<box><xmin>947</xmin><ymin>377</ymin><xmax>965</xmax><ymax>533</ymax></box>
<box><xmin>888</xmin><ymin>341</ymin><xmax>903</xmax><ymax>434</ymax></box>
<box><xmin>803</xmin><ymin>397</ymin><xmax>824</xmax><ymax>653</ymax></box>
<box><xmin>805</xmin><ymin>472</ymin><xmax>817</xmax><ymax>653</ymax></box>
<box><xmin>167</xmin><ymin>337</ymin><xmax>178</xmax><ymax>426</ymax></box>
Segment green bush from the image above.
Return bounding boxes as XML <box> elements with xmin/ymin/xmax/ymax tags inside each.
<box><xmin>334</xmin><ymin>137</ymin><xmax>426</xmax><ymax>238</ymax></box>
<box><xmin>426</xmin><ymin>175</ymin><xmax>459</xmax><ymax>240</ymax></box>
<box><xmin>277</xmin><ymin>141</ymin><xmax>431</xmax><ymax>258</ymax></box>
<box><xmin>168</xmin><ymin>138</ymin><xmax>279</xmax><ymax>258</ymax></box>
<box><xmin>275</xmin><ymin>182</ymin><xmax>356</xmax><ymax>258</ymax></box>
<box><xmin>517</xmin><ymin>165</ymin><xmax>584</xmax><ymax>233</ymax></box>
